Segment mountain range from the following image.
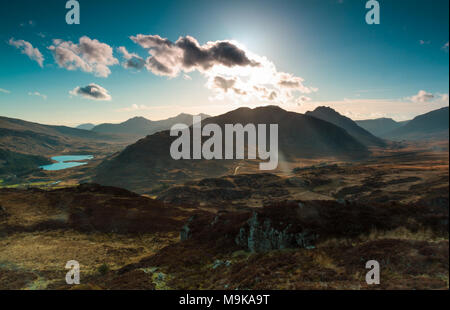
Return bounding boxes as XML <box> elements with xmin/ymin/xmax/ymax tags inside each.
<box><xmin>90</xmin><ymin>113</ymin><xmax>210</xmax><ymax>138</ymax></box>
<box><xmin>76</xmin><ymin>123</ymin><xmax>96</xmax><ymax>130</ymax></box>
<box><xmin>94</xmin><ymin>106</ymin><xmax>370</xmax><ymax>192</ymax></box>
<box><xmin>355</xmin><ymin>118</ymin><xmax>409</xmax><ymax>137</ymax></box>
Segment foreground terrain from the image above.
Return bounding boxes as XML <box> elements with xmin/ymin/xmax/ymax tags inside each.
<box><xmin>0</xmin><ymin>143</ymin><xmax>448</xmax><ymax>290</ymax></box>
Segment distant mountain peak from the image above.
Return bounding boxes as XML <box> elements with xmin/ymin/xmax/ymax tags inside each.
<box><xmin>306</xmin><ymin>106</ymin><xmax>386</xmax><ymax>147</ymax></box>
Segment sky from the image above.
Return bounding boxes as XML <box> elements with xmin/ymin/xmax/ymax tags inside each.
<box><xmin>0</xmin><ymin>0</ymin><xmax>448</xmax><ymax>126</ymax></box>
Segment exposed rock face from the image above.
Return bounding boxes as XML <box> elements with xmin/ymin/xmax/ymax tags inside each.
<box><xmin>180</xmin><ymin>216</ymin><xmax>196</xmax><ymax>241</ymax></box>
<box><xmin>0</xmin><ymin>205</ymin><xmax>8</xmax><ymax>218</ymax></box>
<box><xmin>235</xmin><ymin>212</ymin><xmax>316</xmax><ymax>252</ymax></box>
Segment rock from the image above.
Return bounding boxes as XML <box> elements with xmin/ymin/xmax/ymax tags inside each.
<box><xmin>235</xmin><ymin>211</ymin><xmax>316</xmax><ymax>252</ymax></box>
<box><xmin>212</xmin><ymin>259</ymin><xmax>231</xmax><ymax>269</ymax></box>
<box><xmin>0</xmin><ymin>205</ymin><xmax>8</xmax><ymax>218</ymax></box>
<box><xmin>180</xmin><ymin>216</ymin><xmax>195</xmax><ymax>241</ymax></box>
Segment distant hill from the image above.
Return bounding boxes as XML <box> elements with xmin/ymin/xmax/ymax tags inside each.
<box><xmin>382</xmin><ymin>107</ymin><xmax>449</xmax><ymax>141</ymax></box>
<box><xmin>94</xmin><ymin>106</ymin><xmax>369</xmax><ymax>192</ymax></box>
<box><xmin>306</xmin><ymin>106</ymin><xmax>386</xmax><ymax>147</ymax></box>
<box><xmin>0</xmin><ymin>116</ymin><xmax>123</xmax><ymax>156</ymax></box>
<box><xmin>76</xmin><ymin>123</ymin><xmax>95</xmax><ymax>130</ymax></box>
<box><xmin>355</xmin><ymin>118</ymin><xmax>409</xmax><ymax>137</ymax></box>
<box><xmin>92</xmin><ymin>113</ymin><xmax>210</xmax><ymax>137</ymax></box>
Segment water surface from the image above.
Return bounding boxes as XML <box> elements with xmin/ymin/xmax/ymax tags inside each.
<box><xmin>40</xmin><ymin>155</ymin><xmax>93</xmax><ymax>171</ymax></box>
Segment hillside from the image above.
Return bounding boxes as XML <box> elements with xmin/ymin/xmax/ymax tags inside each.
<box><xmin>94</xmin><ymin>106</ymin><xmax>369</xmax><ymax>192</ymax></box>
<box><xmin>0</xmin><ymin>116</ymin><xmax>125</xmax><ymax>156</ymax></box>
<box><xmin>0</xmin><ymin>149</ymin><xmax>51</xmax><ymax>176</ymax></box>
<box><xmin>383</xmin><ymin>107</ymin><xmax>449</xmax><ymax>141</ymax></box>
<box><xmin>306</xmin><ymin>106</ymin><xmax>386</xmax><ymax>147</ymax></box>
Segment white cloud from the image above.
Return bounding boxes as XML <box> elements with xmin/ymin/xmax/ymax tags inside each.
<box><xmin>442</xmin><ymin>42</ymin><xmax>449</xmax><ymax>51</ymax></box>
<box><xmin>115</xmin><ymin>104</ymin><xmax>152</xmax><ymax>112</ymax></box>
<box><xmin>0</xmin><ymin>88</ymin><xmax>11</xmax><ymax>94</ymax></box>
<box><xmin>296</xmin><ymin>96</ymin><xmax>312</xmax><ymax>106</ymax></box>
<box><xmin>117</xmin><ymin>46</ymin><xmax>146</xmax><ymax>70</ymax></box>
<box><xmin>48</xmin><ymin>36</ymin><xmax>118</xmax><ymax>77</ymax></box>
<box><xmin>28</xmin><ymin>91</ymin><xmax>47</xmax><ymax>100</ymax></box>
<box><xmin>8</xmin><ymin>38</ymin><xmax>44</xmax><ymax>67</ymax></box>
<box><xmin>419</xmin><ymin>40</ymin><xmax>430</xmax><ymax>45</ymax></box>
<box><xmin>69</xmin><ymin>83</ymin><xmax>111</xmax><ymax>101</ymax></box>
<box><xmin>409</xmin><ymin>90</ymin><xmax>435</xmax><ymax>103</ymax></box>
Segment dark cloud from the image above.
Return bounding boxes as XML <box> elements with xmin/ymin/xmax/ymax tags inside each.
<box><xmin>70</xmin><ymin>83</ymin><xmax>111</xmax><ymax>101</ymax></box>
<box><xmin>213</xmin><ymin>76</ymin><xmax>236</xmax><ymax>92</ymax></box>
<box><xmin>176</xmin><ymin>36</ymin><xmax>259</xmax><ymax>70</ymax></box>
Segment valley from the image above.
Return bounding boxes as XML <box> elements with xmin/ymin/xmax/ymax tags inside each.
<box><xmin>0</xmin><ymin>105</ymin><xmax>448</xmax><ymax>290</ymax></box>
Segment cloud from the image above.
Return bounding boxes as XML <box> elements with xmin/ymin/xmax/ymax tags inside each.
<box><xmin>212</xmin><ymin>76</ymin><xmax>236</xmax><ymax>92</ymax></box>
<box><xmin>69</xmin><ymin>83</ymin><xmax>111</xmax><ymax>101</ymax></box>
<box><xmin>296</xmin><ymin>96</ymin><xmax>312</xmax><ymax>106</ymax></box>
<box><xmin>442</xmin><ymin>42</ymin><xmax>449</xmax><ymax>51</ymax></box>
<box><xmin>115</xmin><ymin>104</ymin><xmax>151</xmax><ymax>112</ymax></box>
<box><xmin>129</xmin><ymin>34</ymin><xmax>259</xmax><ymax>76</ymax></box>
<box><xmin>28</xmin><ymin>91</ymin><xmax>47</xmax><ymax>100</ymax></box>
<box><xmin>48</xmin><ymin>36</ymin><xmax>118</xmax><ymax>77</ymax></box>
<box><xmin>437</xmin><ymin>93</ymin><xmax>449</xmax><ymax>104</ymax></box>
<box><xmin>117</xmin><ymin>46</ymin><xmax>146</xmax><ymax>70</ymax></box>
<box><xmin>8</xmin><ymin>38</ymin><xmax>44</xmax><ymax>67</ymax></box>
<box><xmin>409</xmin><ymin>90</ymin><xmax>435</xmax><ymax>103</ymax></box>
<box><xmin>0</xmin><ymin>88</ymin><xmax>11</xmax><ymax>94</ymax></box>
<box><xmin>419</xmin><ymin>40</ymin><xmax>430</xmax><ymax>45</ymax></box>
<box><xmin>127</xmin><ymin>34</ymin><xmax>316</xmax><ymax>104</ymax></box>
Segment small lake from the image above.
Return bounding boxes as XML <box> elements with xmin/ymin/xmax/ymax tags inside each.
<box><xmin>40</xmin><ymin>155</ymin><xmax>94</xmax><ymax>171</ymax></box>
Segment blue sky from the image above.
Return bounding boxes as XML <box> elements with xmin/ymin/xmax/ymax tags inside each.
<box><xmin>0</xmin><ymin>0</ymin><xmax>448</xmax><ymax>125</ymax></box>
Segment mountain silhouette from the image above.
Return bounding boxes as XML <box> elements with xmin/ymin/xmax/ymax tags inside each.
<box><xmin>76</xmin><ymin>123</ymin><xmax>96</xmax><ymax>130</ymax></box>
<box><xmin>306</xmin><ymin>106</ymin><xmax>386</xmax><ymax>147</ymax></box>
<box><xmin>92</xmin><ymin>113</ymin><xmax>210</xmax><ymax>137</ymax></box>
<box><xmin>94</xmin><ymin>106</ymin><xmax>369</xmax><ymax>192</ymax></box>
<box><xmin>355</xmin><ymin>118</ymin><xmax>409</xmax><ymax>137</ymax></box>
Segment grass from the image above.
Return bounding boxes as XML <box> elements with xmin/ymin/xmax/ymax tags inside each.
<box><xmin>0</xmin><ymin>180</ymin><xmax>61</xmax><ymax>189</ymax></box>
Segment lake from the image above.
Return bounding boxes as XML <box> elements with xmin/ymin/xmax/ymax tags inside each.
<box><xmin>40</xmin><ymin>155</ymin><xmax>94</xmax><ymax>171</ymax></box>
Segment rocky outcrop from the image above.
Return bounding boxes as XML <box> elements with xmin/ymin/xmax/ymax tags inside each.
<box><xmin>180</xmin><ymin>216</ymin><xmax>196</xmax><ymax>241</ymax></box>
<box><xmin>0</xmin><ymin>205</ymin><xmax>8</xmax><ymax>218</ymax></box>
<box><xmin>235</xmin><ymin>212</ymin><xmax>316</xmax><ymax>252</ymax></box>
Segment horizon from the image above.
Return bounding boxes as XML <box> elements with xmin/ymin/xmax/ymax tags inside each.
<box><xmin>2</xmin><ymin>104</ymin><xmax>449</xmax><ymax>128</ymax></box>
<box><xmin>0</xmin><ymin>0</ymin><xmax>449</xmax><ymax>125</ymax></box>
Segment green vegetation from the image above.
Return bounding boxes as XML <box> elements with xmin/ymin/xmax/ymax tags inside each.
<box><xmin>97</xmin><ymin>263</ymin><xmax>110</xmax><ymax>275</ymax></box>
<box><xmin>0</xmin><ymin>149</ymin><xmax>51</xmax><ymax>176</ymax></box>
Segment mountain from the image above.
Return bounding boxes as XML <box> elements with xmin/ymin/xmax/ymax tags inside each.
<box><xmin>0</xmin><ymin>116</ymin><xmax>123</xmax><ymax>156</ymax></box>
<box><xmin>94</xmin><ymin>106</ymin><xmax>369</xmax><ymax>192</ymax></box>
<box><xmin>355</xmin><ymin>118</ymin><xmax>409</xmax><ymax>137</ymax></box>
<box><xmin>382</xmin><ymin>107</ymin><xmax>449</xmax><ymax>141</ymax></box>
<box><xmin>0</xmin><ymin>148</ymin><xmax>52</xmax><ymax>176</ymax></box>
<box><xmin>306</xmin><ymin>106</ymin><xmax>386</xmax><ymax>147</ymax></box>
<box><xmin>91</xmin><ymin>113</ymin><xmax>210</xmax><ymax>137</ymax></box>
<box><xmin>76</xmin><ymin>123</ymin><xmax>95</xmax><ymax>130</ymax></box>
